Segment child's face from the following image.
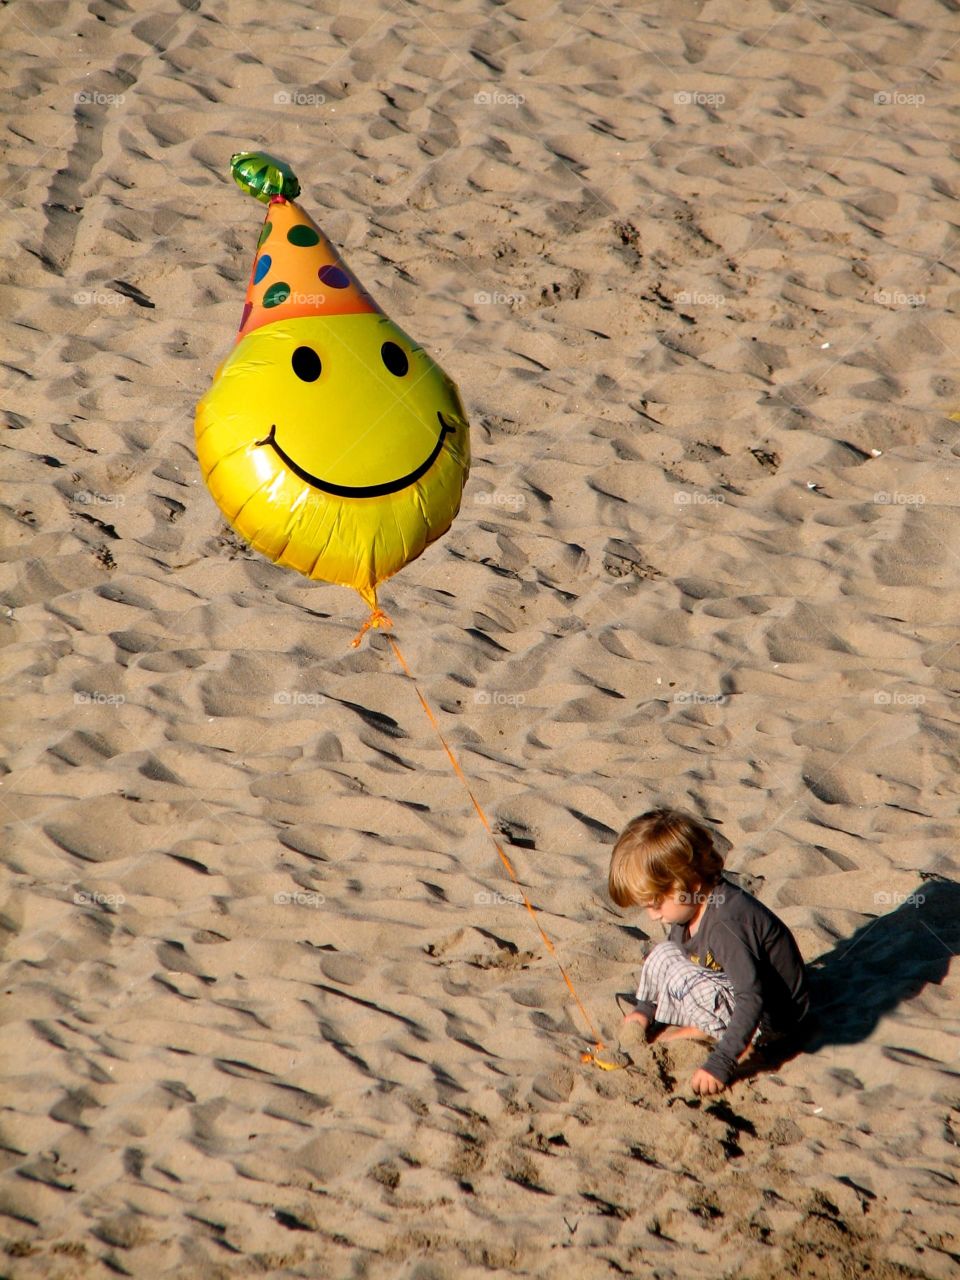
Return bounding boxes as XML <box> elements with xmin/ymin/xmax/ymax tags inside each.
<box><xmin>639</xmin><ymin>882</ymin><xmax>703</xmax><ymax>926</ymax></box>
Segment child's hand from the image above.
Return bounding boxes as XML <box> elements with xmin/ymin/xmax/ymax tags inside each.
<box><xmin>690</xmin><ymin>1067</ymin><xmax>725</xmax><ymax>1096</ymax></box>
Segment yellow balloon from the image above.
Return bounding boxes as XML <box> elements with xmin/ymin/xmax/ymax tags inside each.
<box><xmin>195</xmin><ymin>155</ymin><xmax>470</xmax><ymax>611</ymax></box>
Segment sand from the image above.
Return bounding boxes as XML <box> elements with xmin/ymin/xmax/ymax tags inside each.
<box><xmin>3</xmin><ymin>0</ymin><xmax>960</xmax><ymax>1275</ymax></box>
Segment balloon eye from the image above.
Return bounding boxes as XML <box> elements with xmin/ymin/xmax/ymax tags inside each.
<box><xmin>292</xmin><ymin>346</ymin><xmax>322</xmax><ymax>382</ymax></box>
<box><xmin>381</xmin><ymin>341</ymin><xmax>409</xmax><ymax>377</ymax></box>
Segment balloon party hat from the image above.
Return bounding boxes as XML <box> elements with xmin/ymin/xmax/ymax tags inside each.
<box><xmin>231</xmin><ymin>151</ymin><xmax>381</xmax><ymax>340</ymax></box>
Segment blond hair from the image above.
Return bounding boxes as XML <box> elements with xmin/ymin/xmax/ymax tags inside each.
<box><xmin>608</xmin><ymin>808</ymin><xmax>724</xmax><ymax>908</ymax></box>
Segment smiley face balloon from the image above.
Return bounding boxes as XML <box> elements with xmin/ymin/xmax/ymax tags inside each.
<box><xmin>195</xmin><ymin>152</ymin><xmax>470</xmax><ymax>613</ymax></box>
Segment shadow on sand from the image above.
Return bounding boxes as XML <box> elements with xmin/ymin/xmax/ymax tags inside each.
<box><xmin>742</xmin><ymin>875</ymin><xmax>960</xmax><ymax>1079</ymax></box>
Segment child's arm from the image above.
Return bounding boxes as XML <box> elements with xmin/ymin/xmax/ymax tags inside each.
<box><xmin>700</xmin><ymin>936</ymin><xmax>764</xmax><ymax>1085</ymax></box>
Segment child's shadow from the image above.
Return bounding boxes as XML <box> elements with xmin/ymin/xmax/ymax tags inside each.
<box><xmin>747</xmin><ymin>876</ymin><xmax>960</xmax><ymax>1076</ymax></box>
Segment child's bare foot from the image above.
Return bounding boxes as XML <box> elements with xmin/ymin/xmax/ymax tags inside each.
<box><xmin>622</xmin><ymin>1010</ymin><xmax>649</xmax><ymax>1028</ymax></box>
<box><xmin>655</xmin><ymin>1025</ymin><xmax>713</xmax><ymax>1045</ymax></box>
<box><xmin>618</xmin><ymin>1009</ymin><xmax>650</xmax><ymax>1050</ymax></box>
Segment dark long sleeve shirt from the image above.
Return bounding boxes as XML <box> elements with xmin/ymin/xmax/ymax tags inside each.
<box><xmin>635</xmin><ymin>875</ymin><xmax>810</xmax><ymax>1084</ymax></box>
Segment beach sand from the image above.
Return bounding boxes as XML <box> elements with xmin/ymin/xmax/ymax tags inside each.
<box><xmin>3</xmin><ymin>0</ymin><xmax>960</xmax><ymax>1275</ymax></box>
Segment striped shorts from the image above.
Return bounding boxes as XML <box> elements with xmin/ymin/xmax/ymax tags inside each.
<box><xmin>635</xmin><ymin>941</ymin><xmax>762</xmax><ymax>1043</ymax></box>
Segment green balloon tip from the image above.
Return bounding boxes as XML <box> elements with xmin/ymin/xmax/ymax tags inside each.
<box><xmin>230</xmin><ymin>152</ymin><xmax>300</xmax><ymax>203</ymax></box>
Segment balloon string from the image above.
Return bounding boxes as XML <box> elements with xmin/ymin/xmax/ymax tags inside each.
<box><xmin>351</xmin><ymin>608</ymin><xmax>393</xmax><ymax>648</ymax></box>
<box><xmin>385</xmin><ymin>632</ymin><xmax>619</xmax><ymax>1069</ymax></box>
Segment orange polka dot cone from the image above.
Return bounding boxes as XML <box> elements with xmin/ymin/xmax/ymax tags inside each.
<box><xmin>195</xmin><ymin>152</ymin><xmax>471</xmax><ymax>616</ymax></box>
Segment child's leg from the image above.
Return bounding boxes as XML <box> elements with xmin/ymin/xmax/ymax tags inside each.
<box><xmin>635</xmin><ymin>941</ymin><xmax>738</xmax><ymax>1039</ymax></box>
<box><xmin>657</xmin><ymin>1026</ymin><xmax>756</xmax><ymax>1063</ymax></box>
<box><xmin>657</xmin><ymin>1024</ymin><xmax>715</xmax><ymax>1044</ymax></box>
<box><xmin>634</xmin><ymin>941</ymin><xmax>689</xmax><ymax>1009</ymax></box>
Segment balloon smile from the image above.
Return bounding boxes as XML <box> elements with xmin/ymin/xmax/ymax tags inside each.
<box><xmin>256</xmin><ymin>412</ymin><xmax>456</xmax><ymax>498</ymax></box>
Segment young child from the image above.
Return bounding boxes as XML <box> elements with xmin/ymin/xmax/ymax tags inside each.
<box><xmin>608</xmin><ymin>808</ymin><xmax>811</xmax><ymax>1095</ymax></box>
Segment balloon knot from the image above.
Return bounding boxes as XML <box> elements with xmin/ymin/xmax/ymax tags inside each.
<box><xmin>230</xmin><ymin>151</ymin><xmax>300</xmax><ymax>203</ymax></box>
<box><xmin>351</xmin><ymin>608</ymin><xmax>393</xmax><ymax>648</ymax></box>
